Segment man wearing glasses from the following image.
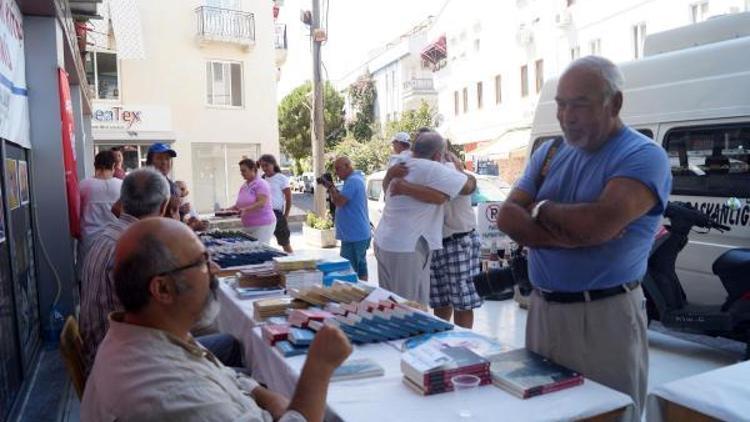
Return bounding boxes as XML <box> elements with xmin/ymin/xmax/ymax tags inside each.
<box><xmin>82</xmin><ymin>218</ymin><xmax>352</xmax><ymax>421</ymax></box>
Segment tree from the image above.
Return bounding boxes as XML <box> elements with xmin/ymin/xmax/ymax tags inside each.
<box><xmin>278</xmin><ymin>81</ymin><xmax>346</xmax><ymax>160</ymax></box>
<box><xmin>331</xmin><ymin>137</ymin><xmax>391</xmax><ymax>175</ymax></box>
<box><xmin>385</xmin><ymin>100</ymin><xmax>436</xmax><ymax>140</ymax></box>
<box><xmin>346</xmin><ymin>72</ymin><xmax>376</xmax><ymax>141</ymax></box>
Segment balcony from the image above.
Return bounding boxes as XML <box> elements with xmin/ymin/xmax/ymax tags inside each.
<box><xmin>402</xmin><ymin>78</ymin><xmax>437</xmax><ymax>110</ymax></box>
<box><xmin>274</xmin><ymin>23</ymin><xmax>288</xmax><ymax>66</ymax></box>
<box><xmin>403</xmin><ymin>78</ymin><xmax>435</xmax><ymax>93</ymax></box>
<box><xmin>195</xmin><ymin>6</ymin><xmax>255</xmax><ymax>48</ymax></box>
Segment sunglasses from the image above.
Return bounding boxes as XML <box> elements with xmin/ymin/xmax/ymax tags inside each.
<box><xmin>156</xmin><ymin>251</ymin><xmax>211</xmax><ymax>278</ymax></box>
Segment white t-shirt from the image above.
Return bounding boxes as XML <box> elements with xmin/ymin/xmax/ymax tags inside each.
<box><xmin>442</xmin><ymin>163</ymin><xmax>476</xmax><ymax>237</ymax></box>
<box><xmin>264</xmin><ymin>173</ymin><xmax>289</xmax><ymax>212</ymax></box>
<box><xmin>374</xmin><ymin>157</ymin><xmax>468</xmax><ymax>252</ymax></box>
<box><xmin>79</xmin><ymin>177</ymin><xmax>122</xmax><ymax>252</ymax></box>
<box><xmin>388</xmin><ymin>150</ymin><xmax>412</xmax><ymax>168</ymax></box>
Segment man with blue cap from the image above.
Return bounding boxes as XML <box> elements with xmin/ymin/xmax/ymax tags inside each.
<box><xmin>147</xmin><ymin>143</ymin><xmax>180</xmax><ymax>219</ymax></box>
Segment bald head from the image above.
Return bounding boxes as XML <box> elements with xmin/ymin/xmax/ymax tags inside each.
<box><xmin>114</xmin><ymin>218</ymin><xmax>203</xmax><ymax>312</ymax></box>
<box><xmin>121</xmin><ymin>167</ymin><xmax>170</xmax><ymax>218</ymax></box>
<box><xmin>333</xmin><ymin>156</ymin><xmax>353</xmax><ymax>180</ymax></box>
<box><xmin>412</xmin><ymin>131</ymin><xmax>446</xmax><ymax>161</ymax></box>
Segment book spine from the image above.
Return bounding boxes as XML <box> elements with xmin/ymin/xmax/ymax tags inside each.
<box><xmin>525</xmin><ymin>376</ymin><xmax>585</xmax><ymax>399</ymax></box>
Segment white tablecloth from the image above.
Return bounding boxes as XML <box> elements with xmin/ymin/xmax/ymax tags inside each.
<box><xmin>217</xmin><ymin>283</ymin><xmax>635</xmax><ymax>422</ymax></box>
<box><xmin>646</xmin><ymin>360</ymin><xmax>750</xmax><ymax>422</ymax></box>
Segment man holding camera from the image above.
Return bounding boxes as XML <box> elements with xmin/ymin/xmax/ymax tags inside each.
<box><xmin>323</xmin><ymin>157</ymin><xmax>371</xmax><ymax>281</ymax></box>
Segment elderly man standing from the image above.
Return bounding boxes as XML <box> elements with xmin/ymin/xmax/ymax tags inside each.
<box><xmin>374</xmin><ymin>131</ymin><xmax>476</xmax><ymax>305</ymax></box>
<box><xmin>388</xmin><ymin>131</ymin><xmax>412</xmax><ymax>167</ymax></box>
<box><xmin>146</xmin><ymin>142</ymin><xmax>181</xmax><ymax>219</ymax></box>
<box><xmin>82</xmin><ymin>218</ymin><xmax>352</xmax><ymax>421</ymax></box>
<box><xmin>324</xmin><ymin>157</ymin><xmax>371</xmax><ymax>280</ymax></box>
<box><xmin>497</xmin><ymin>56</ymin><xmax>671</xmax><ymax>419</ymax></box>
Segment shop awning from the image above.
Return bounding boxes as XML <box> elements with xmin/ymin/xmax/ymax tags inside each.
<box><xmin>469</xmin><ymin>128</ymin><xmax>531</xmax><ymax>160</ymax></box>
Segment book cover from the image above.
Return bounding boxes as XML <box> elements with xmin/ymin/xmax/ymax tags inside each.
<box><xmin>401</xmin><ymin>345</ymin><xmax>490</xmax><ymax>387</ymax></box>
<box><xmin>490</xmin><ymin>348</ymin><xmax>584</xmax><ymax>399</ymax></box>
<box><xmin>402</xmin><ymin>331</ymin><xmax>512</xmax><ymax>360</ymax></box>
<box><xmin>288</xmin><ymin>327</ymin><xmax>316</xmax><ymax>346</ymax></box>
<box><xmin>275</xmin><ymin>340</ymin><xmax>309</xmax><ymax>357</ymax></box>
<box><xmin>331</xmin><ymin>358</ymin><xmax>385</xmax><ymax>382</ymax></box>
<box><xmin>402</xmin><ymin>375</ymin><xmax>492</xmax><ymax>396</ymax></box>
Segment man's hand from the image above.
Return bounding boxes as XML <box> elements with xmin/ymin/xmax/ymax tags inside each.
<box><xmin>307</xmin><ymin>325</ymin><xmax>352</xmax><ymax>373</ymax></box>
<box><xmin>389</xmin><ymin>178</ymin><xmax>407</xmax><ymax>196</ymax></box>
<box><xmin>386</xmin><ymin>163</ymin><xmax>408</xmax><ymax>179</ymax></box>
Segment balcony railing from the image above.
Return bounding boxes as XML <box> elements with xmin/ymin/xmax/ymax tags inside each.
<box><xmin>274</xmin><ymin>23</ymin><xmax>287</xmax><ymax>49</ymax></box>
<box><xmin>403</xmin><ymin>78</ymin><xmax>435</xmax><ymax>93</ymax></box>
<box><xmin>195</xmin><ymin>6</ymin><xmax>255</xmax><ymax>46</ymax></box>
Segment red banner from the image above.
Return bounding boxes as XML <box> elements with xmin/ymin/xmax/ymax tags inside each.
<box><xmin>57</xmin><ymin>69</ymin><xmax>80</xmax><ymax>238</ymax></box>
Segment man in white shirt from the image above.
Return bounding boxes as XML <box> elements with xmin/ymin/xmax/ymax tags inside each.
<box><xmin>374</xmin><ymin>131</ymin><xmax>476</xmax><ymax>305</ymax></box>
<box><xmin>387</xmin><ymin>131</ymin><xmax>412</xmax><ymax>167</ymax></box>
<box><xmin>82</xmin><ymin>218</ymin><xmax>352</xmax><ymax>422</ymax></box>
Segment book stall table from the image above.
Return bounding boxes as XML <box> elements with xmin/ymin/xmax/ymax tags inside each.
<box><xmin>216</xmin><ymin>283</ymin><xmax>636</xmax><ymax>422</ymax></box>
<box><xmin>645</xmin><ymin>360</ymin><xmax>750</xmax><ymax>422</ymax></box>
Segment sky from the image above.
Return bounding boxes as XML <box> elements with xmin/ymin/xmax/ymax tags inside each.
<box><xmin>276</xmin><ymin>0</ymin><xmax>448</xmax><ymax>100</ymax></box>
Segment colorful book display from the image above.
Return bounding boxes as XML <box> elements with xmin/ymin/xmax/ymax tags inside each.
<box><xmin>261</xmin><ymin>324</ymin><xmax>290</xmax><ymax>346</ymax></box>
<box><xmin>253</xmin><ymin>297</ymin><xmax>309</xmax><ymax>321</ymax></box>
<box><xmin>199</xmin><ymin>230</ymin><xmax>285</xmax><ymax>271</ymax></box>
<box><xmin>275</xmin><ymin>340</ymin><xmax>309</xmax><ymax>357</ymax></box>
<box><xmin>402</xmin><ymin>331</ymin><xmax>512</xmax><ymax>360</ymax></box>
<box><xmin>490</xmin><ymin>348</ymin><xmax>584</xmax><ymax>399</ymax></box>
<box><xmin>401</xmin><ymin>345</ymin><xmax>491</xmax><ymax>395</ymax></box>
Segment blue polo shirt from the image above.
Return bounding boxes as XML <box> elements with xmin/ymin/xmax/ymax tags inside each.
<box><xmin>516</xmin><ymin>126</ymin><xmax>672</xmax><ymax>292</ymax></box>
<box><xmin>335</xmin><ymin>170</ymin><xmax>370</xmax><ymax>242</ymax></box>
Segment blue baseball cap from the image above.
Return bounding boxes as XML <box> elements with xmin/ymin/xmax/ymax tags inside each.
<box><xmin>148</xmin><ymin>143</ymin><xmax>176</xmax><ymax>157</ymax></box>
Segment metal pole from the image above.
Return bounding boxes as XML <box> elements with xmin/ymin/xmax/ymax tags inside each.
<box><xmin>311</xmin><ymin>0</ymin><xmax>326</xmax><ymax>217</ymax></box>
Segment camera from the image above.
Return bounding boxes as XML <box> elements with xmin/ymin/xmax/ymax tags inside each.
<box><xmin>316</xmin><ymin>172</ymin><xmax>333</xmax><ymax>187</ymax></box>
<box><xmin>472</xmin><ymin>246</ymin><xmax>532</xmax><ymax>298</ymax></box>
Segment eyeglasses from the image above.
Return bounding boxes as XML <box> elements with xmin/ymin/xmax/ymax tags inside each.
<box><xmin>156</xmin><ymin>251</ymin><xmax>211</xmax><ymax>278</ymax></box>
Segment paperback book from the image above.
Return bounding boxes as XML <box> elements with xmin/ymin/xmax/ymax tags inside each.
<box><xmin>490</xmin><ymin>348</ymin><xmax>584</xmax><ymax>399</ymax></box>
<box><xmin>331</xmin><ymin>358</ymin><xmax>385</xmax><ymax>382</ymax></box>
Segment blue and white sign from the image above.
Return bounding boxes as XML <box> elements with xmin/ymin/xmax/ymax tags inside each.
<box><xmin>0</xmin><ymin>0</ymin><xmax>29</xmax><ymax>148</ymax></box>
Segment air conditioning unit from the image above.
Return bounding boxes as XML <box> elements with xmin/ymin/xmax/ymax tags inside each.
<box><xmin>554</xmin><ymin>10</ymin><xmax>572</xmax><ymax>28</ymax></box>
<box><xmin>516</xmin><ymin>26</ymin><xmax>534</xmax><ymax>45</ymax></box>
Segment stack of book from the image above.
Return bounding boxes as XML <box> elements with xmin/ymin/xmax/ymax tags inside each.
<box><xmin>237</xmin><ymin>263</ymin><xmax>282</xmax><ymax>288</ymax></box>
<box><xmin>281</xmin><ymin>270</ymin><xmax>324</xmax><ymax>290</ymax></box>
<box><xmin>261</xmin><ymin>324</ymin><xmax>290</xmax><ymax>346</ymax></box>
<box><xmin>321</xmin><ymin>301</ymin><xmax>453</xmax><ymax>344</ymax></box>
<box><xmin>273</xmin><ymin>256</ymin><xmax>318</xmax><ymax>272</ymax></box>
<box><xmin>253</xmin><ymin>297</ymin><xmax>309</xmax><ymax>321</ymax></box>
<box><xmin>489</xmin><ymin>348</ymin><xmax>584</xmax><ymax>399</ymax></box>
<box><xmin>233</xmin><ymin>285</ymin><xmax>285</xmax><ymax>300</ymax></box>
<box><xmin>288</xmin><ymin>327</ymin><xmax>316</xmax><ymax>346</ymax></box>
<box><xmin>402</xmin><ymin>331</ymin><xmax>512</xmax><ymax>360</ymax></box>
<box><xmin>288</xmin><ymin>309</ymin><xmax>334</xmax><ymax>328</ymax></box>
<box><xmin>275</xmin><ymin>340</ymin><xmax>309</xmax><ymax>357</ymax></box>
<box><xmin>289</xmin><ymin>282</ymin><xmax>374</xmax><ymax>306</ymax></box>
<box><xmin>401</xmin><ymin>345</ymin><xmax>491</xmax><ymax>395</ymax></box>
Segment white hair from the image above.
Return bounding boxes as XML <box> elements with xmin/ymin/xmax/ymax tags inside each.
<box><xmin>565</xmin><ymin>55</ymin><xmax>625</xmax><ymax>101</ymax></box>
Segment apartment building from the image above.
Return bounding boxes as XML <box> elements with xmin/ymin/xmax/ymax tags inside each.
<box><xmin>88</xmin><ymin>0</ymin><xmax>286</xmax><ymax>213</ymax></box>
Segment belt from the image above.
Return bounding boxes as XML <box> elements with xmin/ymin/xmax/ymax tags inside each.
<box><xmin>443</xmin><ymin>229</ymin><xmax>475</xmax><ymax>244</ymax></box>
<box><xmin>537</xmin><ymin>281</ymin><xmax>640</xmax><ymax>303</ymax></box>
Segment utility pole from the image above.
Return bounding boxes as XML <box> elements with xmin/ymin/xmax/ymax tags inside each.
<box><xmin>310</xmin><ymin>0</ymin><xmax>326</xmax><ymax>217</ymax></box>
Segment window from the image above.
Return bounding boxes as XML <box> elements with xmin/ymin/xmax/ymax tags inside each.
<box><xmin>454</xmin><ymin>91</ymin><xmax>460</xmax><ymax>115</ymax></box>
<box><xmin>636</xmin><ymin>128</ymin><xmax>654</xmax><ymax>139</ymax></box>
<box><xmin>192</xmin><ymin>143</ymin><xmax>261</xmax><ymax>212</ymax></box>
<box><xmin>206</xmin><ymin>61</ymin><xmax>243</xmax><ymax>107</ymax></box>
<box><xmin>206</xmin><ymin>0</ymin><xmax>241</xmax><ymax>9</ymax></box>
<box><xmin>476</xmin><ymin>82</ymin><xmax>483</xmax><ymax>109</ymax></box>
<box><xmin>462</xmin><ymin>87</ymin><xmax>469</xmax><ymax>113</ymax></box>
<box><xmin>570</xmin><ymin>46</ymin><xmax>580</xmax><ymax>61</ymax></box>
<box><xmin>633</xmin><ymin>23</ymin><xmax>647</xmax><ymax>59</ymax></box>
<box><xmin>494</xmin><ymin>74</ymin><xmax>502</xmax><ymax>104</ymax></box>
<box><xmin>94</xmin><ymin>144</ymin><xmax>154</xmax><ymax>172</ymax></box>
<box><xmin>535</xmin><ymin>59</ymin><xmax>544</xmax><ymax>93</ymax></box>
<box><xmin>589</xmin><ymin>39</ymin><xmax>601</xmax><ymax>55</ymax></box>
<box><xmin>520</xmin><ymin>65</ymin><xmax>529</xmax><ymax>97</ymax></box>
<box><xmin>690</xmin><ymin>1</ymin><xmax>709</xmax><ymax>23</ymax></box>
<box><xmin>84</xmin><ymin>51</ymin><xmax>120</xmax><ymax>100</ymax></box>
<box><xmin>665</xmin><ymin>124</ymin><xmax>750</xmax><ymax>197</ymax></box>
<box><xmin>474</xmin><ymin>39</ymin><xmax>481</xmax><ymax>52</ymax></box>
<box><xmin>367</xmin><ymin>179</ymin><xmax>383</xmax><ymax>201</ymax></box>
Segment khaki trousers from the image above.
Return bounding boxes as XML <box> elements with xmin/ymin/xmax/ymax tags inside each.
<box><xmin>374</xmin><ymin>238</ymin><xmax>432</xmax><ymax>306</ymax></box>
<box><xmin>526</xmin><ymin>287</ymin><xmax>648</xmax><ymax>421</ymax></box>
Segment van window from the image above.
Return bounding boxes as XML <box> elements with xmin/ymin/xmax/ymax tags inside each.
<box><xmin>664</xmin><ymin>124</ymin><xmax>750</xmax><ymax>197</ymax></box>
<box><xmin>367</xmin><ymin>179</ymin><xmax>383</xmax><ymax>201</ymax></box>
<box><xmin>636</xmin><ymin>128</ymin><xmax>653</xmax><ymax>139</ymax></box>
<box><xmin>531</xmin><ymin>136</ymin><xmax>562</xmax><ymax>154</ymax></box>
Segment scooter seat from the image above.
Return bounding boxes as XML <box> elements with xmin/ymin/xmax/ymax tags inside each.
<box><xmin>713</xmin><ymin>248</ymin><xmax>750</xmax><ymax>277</ymax></box>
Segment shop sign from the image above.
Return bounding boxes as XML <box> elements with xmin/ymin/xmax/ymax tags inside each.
<box><xmin>91</xmin><ymin>103</ymin><xmax>172</xmax><ymax>132</ymax></box>
<box><xmin>0</xmin><ymin>0</ymin><xmax>29</xmax><ymax>148</ymax></box>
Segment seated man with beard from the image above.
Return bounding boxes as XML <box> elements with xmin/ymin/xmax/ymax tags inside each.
<box><xmin>81</xmin><ymin>218</ymin><xmax>353</xmax><ymax>422</ymax></box>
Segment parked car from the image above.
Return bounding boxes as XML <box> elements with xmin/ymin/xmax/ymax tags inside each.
<box><xmin>301</xmin><ymin>172</ymin><xmax>315</xmax><ymax>193</ymax></box>
<box><xmin>365</xmin><ymin>169</ymin><xmax>511</xmax><ymax>230</ymax></box>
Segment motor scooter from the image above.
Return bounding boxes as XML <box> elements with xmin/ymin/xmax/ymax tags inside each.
<box><xmin>643</xmin><ymin>201</ymin><xmax>750</xmax><ymax>359</ymax></box>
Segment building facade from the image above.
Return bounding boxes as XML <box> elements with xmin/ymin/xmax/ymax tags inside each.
<box><xmin>338</xmin><ymin>19</ymin><xmax>437</xmax><ymax>134</ymax></box>
<box><xmin>88</xmin><ymin>0</ymin><xmax>285</xmax><ymax>213</ymax></box>
<box><xmin>424</xmin><ymin>0</ymin><xmax>749</xmax><ymax>182</ymax></box>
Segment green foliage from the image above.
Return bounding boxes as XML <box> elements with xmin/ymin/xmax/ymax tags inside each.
<box><xmin>278</xmin><ymin>81</ymin><xmax>346</xmax><ymax>160</ymax></box>
<box><xmin>330</xmin><ymin>136</ymin><xmax>392</xmax><ymax>175</ymax></box>
<box><xmin>384</xmin><ymin>101</ymin><xmax>436</xmax><ymax>140</ymax></box>
<box><xmin>346</xmin><ymin>72</ymin><xmax>377</xmax><ymax>142</ymax></box>
<box><xmin>305</xmin><ymin>212</ymin><xmax>333</xmax><ymax>230</ymax></box>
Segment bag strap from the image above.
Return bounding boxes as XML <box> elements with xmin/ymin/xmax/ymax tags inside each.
<box><xmin>534</xmin><ymin>137</ymin><xmax>563</xmax><ymax>192</ymax></box>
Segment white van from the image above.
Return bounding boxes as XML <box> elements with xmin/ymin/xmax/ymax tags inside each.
<box><xmin>528</xmin><ymin>13</ymin><xmax>750</xmax><ymax>305</ymax></box>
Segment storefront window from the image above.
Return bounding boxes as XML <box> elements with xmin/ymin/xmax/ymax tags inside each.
<box><xmin>192</xmin><ymin>143</ymin><xmax>260</xmax><ymax>213</ymax></box>
<box><xmin>84</xmin><ymin>51</ymin><xmax>120</xmax><ymax>100</ymax></box>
